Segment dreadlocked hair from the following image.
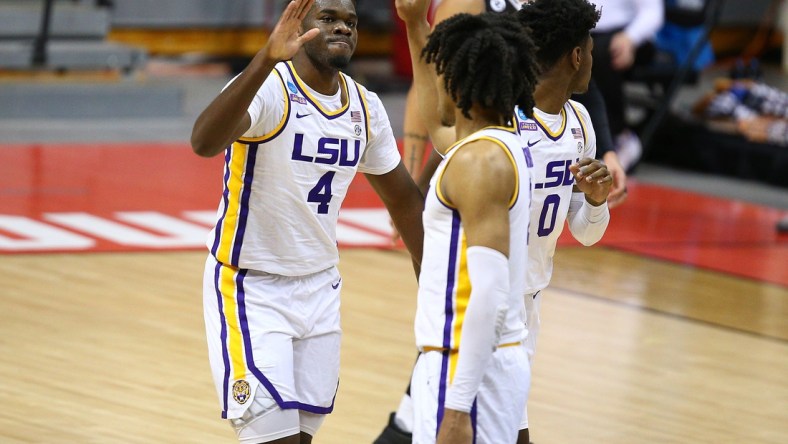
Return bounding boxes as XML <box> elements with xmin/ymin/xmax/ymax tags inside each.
<box><xmin>517</xmin><ymin>0</ymin><xmax>601</xmax><ymax>71</ymax></box>
<box><xmin>422</xmin><ymin>12</ymin><xmax>539</xmax><ymax>120</ymax></box>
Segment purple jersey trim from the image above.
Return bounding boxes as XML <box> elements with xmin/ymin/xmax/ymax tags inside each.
<box><xmin>567</xmin><ymin>102</ymin><xmax>587</xmax><ymax>145</ymax></box>
<box><xmin>533</xmin><ymin>105</ymin><xmax>568</xmax><ymax>142</ymax></box>
<box><xmin>284</xmin><ymin>63</ymin><xmax>350</xmax><ymax>121</ymax></box>
<box><xmin>353</xmin><ymin>81</ymin><xmax>370</xmax><ymax>141</ymax></box>
<box><xmin>214</xmin><ymin>261</ymin><xmax>232</xmax><ymax>419</ymax></box>
<box><xmin>210</xmin><ymin>149</ymin><xmax>232</xmax><ymax>258</ymax></box>
<box><xmin>229</xmin><ymin>144</ymin><xmax>258</xmax><ymax>266</ymax></box>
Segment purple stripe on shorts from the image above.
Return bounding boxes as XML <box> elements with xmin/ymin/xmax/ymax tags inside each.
<box><xmin>213</xmin><ymin>261</ymin><xmax>231</xmax><ymax>418</ymax></box>
<box><xmin>230</xmin><ymin>144</ymin><xmax>258</xmax><ymax>266</ymax></box>
<box><xmin>210</xmin><ymin>149</ymin><xmax>232</xmax><ymax>257</ymax></box>
<box><xmin>471</xmin><ymin>400</ymin><xmax>478</xmax><ymax>444</ymax></box>
<box><xmin>437</xmin><ymin>350</ymin><xmax>450</xmax><ymax>437</ymax></box>
<box><xmin>237</xmin><ymin>269</ymin><xmax>337</xmax><ymax>414</ymax></box>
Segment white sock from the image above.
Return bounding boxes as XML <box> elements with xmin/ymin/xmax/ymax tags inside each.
<box><xmin>394</xmin><ymin>393</ymin><xmax>414</xmax><ymax>433</ymax></box>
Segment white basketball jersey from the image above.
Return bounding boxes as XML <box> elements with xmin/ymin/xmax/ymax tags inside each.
<box><xmin>514</xmin><ymin>100</ymin><xmax>596</xmax><ymax>294</ymax></box>
<box><xmin>207</xmin><ymin>61</ymin><xmax>400</xmax><ymax>275</ymax></box>
<box><xmin>415</xmin><ymin>127</ymin><xmax>534</xmax><ymax>351</ymax></box>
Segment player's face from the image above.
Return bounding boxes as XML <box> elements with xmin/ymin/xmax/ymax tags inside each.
<box><xmin>301</xmin><ymin>0</ymin><xmax>358</xmax><ymax>70</ymax></box>
<box><xmin>571</xmin><ymin>36</ymin><xmax>593</xmax><ymax>94</ymax></box>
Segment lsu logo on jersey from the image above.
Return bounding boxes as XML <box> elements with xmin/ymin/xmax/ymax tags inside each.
<box><xmin>535</xmin><ymin>159</ymin><xmax>578</xmax><ymax>190</ymax></box>
<box><xmin>291</xmin><ymin>133</ymin><xmax>361</xmax><ymax>167</ymax></box>
<box><xmin>232</xmin><ymin>380</ymin><xmax>251</xmax><ymax>404</ymax></box>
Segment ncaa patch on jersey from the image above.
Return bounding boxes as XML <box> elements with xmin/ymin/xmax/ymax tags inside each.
<box><xmin>232</xmin><ymin>380</ymin><xmax>251</xmax><ymax>404</ymax></box>
<box><xmin>287</xmin><ymin>81</ymin><xmax>298</xmax><ymax>94</ymax></box>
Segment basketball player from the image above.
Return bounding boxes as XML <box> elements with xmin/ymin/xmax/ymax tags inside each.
<box><xmin>375</xmin><ymin>0</ymin><xmax>608</xmax><ymax>443</ymax></box>
<box><xmin>407</xmin><ymin>11</ymin><xmax>540</xmax><ymax>443</ymax></box>
<box><xmin>190</xmin><ymin>0</ymin><xmax>425</xmax><ymax>443</ymax></box>
<box><xmin>398</xmin><ymin>0</ymin><xmax>628</xmax><ymax>208</ymax></box>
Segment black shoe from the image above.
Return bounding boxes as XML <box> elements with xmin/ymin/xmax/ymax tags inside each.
<box><xmin>372</xmin><ymin>412</ymin><xmax>412</xmax><ymax>444</ymax></box>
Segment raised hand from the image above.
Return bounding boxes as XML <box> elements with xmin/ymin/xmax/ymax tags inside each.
<box><xmin>395</xmin><ymin>0</ymin><xmax>432</xmax><ymax>24</ymax></box>
<box><xmin>262</xmin><ymin>0</ymin><xmax>320</xmax><ymax>62</ymax></box>
<box><xmin>570</xmin><ymin>157</ymin><xmax>613</xmax><ymax>206</ymax></box>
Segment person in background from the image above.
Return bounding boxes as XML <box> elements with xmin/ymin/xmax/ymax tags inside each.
<box><xmin>589</xmin><ymin>0</ymin><xmax>664</xmax><ymax>171</ymax></box>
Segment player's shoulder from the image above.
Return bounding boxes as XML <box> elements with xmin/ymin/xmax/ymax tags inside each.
<box><xmin>567</xmin><ymin>99</ymin><xmax>591</xmax><ymax>121</ymax></box>
<box><xmin>344</xmin><ymin>73</ymin><xmax>382</xmax><ymax>104</ymax></box>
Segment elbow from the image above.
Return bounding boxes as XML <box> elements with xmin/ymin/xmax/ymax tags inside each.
<box><xmin>191</xmin><ymin>143</ymin><xmax>214</xmax><ymax>158</ymax></box>
<box><xmin>190</xmin><ymin>134</ymin><xmax>219</xmax><ymax>158</ymax></box>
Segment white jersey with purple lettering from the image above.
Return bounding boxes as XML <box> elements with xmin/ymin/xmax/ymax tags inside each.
<box><xmin>514</xmin><ymin>99</ymin><xmax>596</xmax><ymax>295</ymax></box>
<box><xmin>415</xmin><ymin>126</ymin><xmax>533</xmax><ymax>352</ymax></box>
<box><xmin>206</xmin><ymin>61</ymin><xmax>400</xmax><ymax>275</ymax></box>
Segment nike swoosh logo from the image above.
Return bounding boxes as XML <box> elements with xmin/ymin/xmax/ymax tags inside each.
<box><xmin>527</xmin><ymin>139</ymin><xmax>542</xmax><ymax>147</ymax></box>
<box><xmin>331</xmin><ymin>278</ymin><xmax>342</xmax><ymax>290</ymax></box>
<box><xmin>296</xmin><ymin>112</ymin><xmax>311</xmax><ymax>119</ymax></box>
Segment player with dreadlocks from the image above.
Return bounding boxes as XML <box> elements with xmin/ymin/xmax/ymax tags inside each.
<box><xmin>405</xmin><ymin>10</ymin><xmax>539</xmax><ymax>444</ymax></box>
<box><xmin>376</xmin><ymin>0</ymin><xmax>611</xmax><ymax>443</ymax></box>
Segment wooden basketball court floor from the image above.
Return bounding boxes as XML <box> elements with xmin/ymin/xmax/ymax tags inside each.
<box><xmin>1</xmin><ymin>143</ymin><xmax>786</xmax><ymax>443</ymax></box>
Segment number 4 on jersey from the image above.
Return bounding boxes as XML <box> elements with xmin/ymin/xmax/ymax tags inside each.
<box><xmin>308</xmin><ymin>171</ymin><xmax>335</xmax><ymax>214</ymax></box>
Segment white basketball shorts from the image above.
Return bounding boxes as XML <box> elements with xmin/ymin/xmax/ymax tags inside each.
<box><xmin>411</xmin><ymin>345</ymin><xmax>529</xmax><ymax>444</ymax></box>
<box><xmin>202</xmin><ymin>255</ymin><xmax>342</xmax><ymax>423</ymax></box>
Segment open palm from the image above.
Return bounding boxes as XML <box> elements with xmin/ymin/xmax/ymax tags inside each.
<box><xmin>265</xmin><ymin>0</ymin><xmax>320</xmax><ymax>62</ymax></box>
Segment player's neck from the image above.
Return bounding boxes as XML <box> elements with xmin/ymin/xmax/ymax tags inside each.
<box><xmin>534</xmin><ymin>73</ymin><xmax>572</xmax><ymax>115</ymax></box>
<box><xmin>291</xmin><ymin>54</ymin><xmax>341</xmax><ymax>96</ymax></box>
<box><xmin>454</xmin><ymin>107</ymin><xmax>504</xmax><ymax>139</ymax></box>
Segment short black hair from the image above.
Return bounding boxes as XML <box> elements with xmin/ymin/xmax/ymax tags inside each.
<box><xmin>422</xmin><ymin>12</ymin><xmax>539</xmax><ymax>120</ymax></box>
<box><xmin>517</xmin><ymin>0</ymin><xmax>601</xmax><ymax>71</ymax></box>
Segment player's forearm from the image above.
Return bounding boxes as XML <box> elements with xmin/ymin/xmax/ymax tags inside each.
<box><xmin>415</xmin><ymin>149</ymin><xmax>442</xmax><ymax>193</ymax></box>
<box><xmin>191</xmin><ymin>53</ymin><xmax>277</xmax><ymax>157</ymax></box>
<box><xmin>445</xmin><ymin>246</ymin><xmax>510</xmax><ymax>412</ymax></box>
<box><xmin>403</xmin><ymin>88</ymin><xmax>430</xmax><ymax>177</ymax></box>
<box><xmin>404</xmin><ymin>20</ymin><xmax>447</xmax><ymax>147</ymax></box>
<box><xmin>567</xmin><ymin>192</ymin><xmax>610</xmax><ymax>246</ymax></box>
<box><xmin>366</xmin><ymin>164</ymin><xmax>425</xmax><ymax>266</ymax></box>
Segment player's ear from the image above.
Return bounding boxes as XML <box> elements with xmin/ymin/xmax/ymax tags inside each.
<box><xmin>571</xmin><ymin>46</ymin><xmax>582</xmax><ymax>71</ymax></box>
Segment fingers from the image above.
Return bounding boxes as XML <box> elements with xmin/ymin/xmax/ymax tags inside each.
<box><xmin>281</xmin><ymin>0</ymin><xmax>313</xmax><ymax>22</ymax></box>
<box><xmin>607</xmin><ymin>186</ymin><xmax>628</xmax><ymax>209</ymax></box>
<box><xmin>573</xmin><ymin>160</ymin><xmax>610</xmax><ymax>184</ymax></box>
<box><xmin>298</xmin><ymin>27</ymin><xmax>320</xmax><ymax>44</ymax></box>
<box><xmin>295</xmin><ymin>0</ymin><xmax>315</xmax><ymax>20</ymax></box>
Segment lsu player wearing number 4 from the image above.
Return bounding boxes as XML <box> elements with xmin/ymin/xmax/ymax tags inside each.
<box><xmin>190</xmin><ymin>0</ymin><xmax>425</xmax><ymax>443</ymax></box>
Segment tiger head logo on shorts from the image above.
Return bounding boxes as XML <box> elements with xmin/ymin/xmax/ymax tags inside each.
<box><xmin>232</xmin><ymin>380</ymin><xmax>251</xmax><ymax>404</ymax></box>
